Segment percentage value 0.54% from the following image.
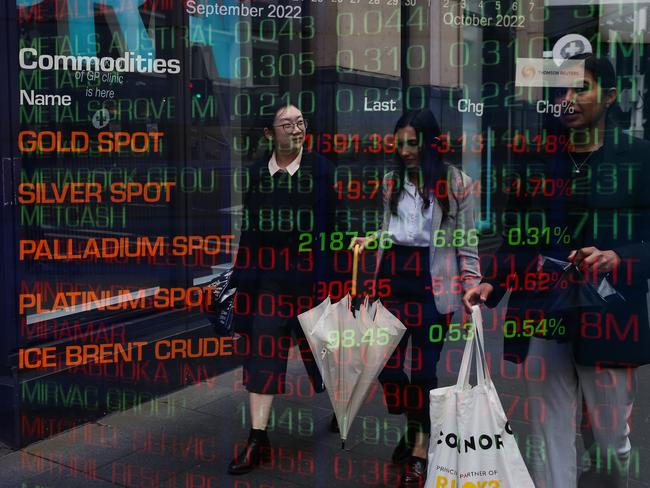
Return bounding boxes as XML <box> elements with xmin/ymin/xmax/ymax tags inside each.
<box><xmin>507</xmin><ymin>226</ymin><xmax>571</xmax><ymax>246</ymax></box>
<box><xmin>503</xmin><ymin>317</ymin><xmax>567</xmax><ymax>338</ymax></box>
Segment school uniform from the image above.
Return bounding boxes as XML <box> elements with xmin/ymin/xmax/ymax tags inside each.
<box><xmin>230</xmin><ymin>150</ymin><xmax>339</xmax><ymax>394</ymax></box>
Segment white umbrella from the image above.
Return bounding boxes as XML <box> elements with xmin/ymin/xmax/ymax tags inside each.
<box><xmin>298</xmin><ymin>246</ymin><xmax>406</xmax><ymax>446</ymax></box>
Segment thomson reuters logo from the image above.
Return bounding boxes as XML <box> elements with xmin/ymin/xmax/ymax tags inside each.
<box><xmin>521</xmin><ymin>65</ymin><xmax>536</xmax><ymax>79</ymax></box>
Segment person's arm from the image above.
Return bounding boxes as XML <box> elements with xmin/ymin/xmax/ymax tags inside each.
<box><xmin>480</xmin><ymin>217</ymin><xmax>537</xmax><ymax>309</ymax></box>
<box><xmin>324</xmin><ymin>159</ymin><xmax>343</xmax><ymax>235</ymax></box>
<box><xmin>613</xmin><ymin>242</ymin><xmax>650</xmax><ymax>284</ymax></box>
<box><xmin>350</xmin><ymin>171</ymin><xmax>394</xmax><ymax>250</ymax></box>
<box><xmin>464</xmin><ymin>161</ymin><xmax>538</xmax><ymax>310</ymax></box>
<box><xmin>569</xmin><ymin>140</ymin><xmax>650</xmax><ymax>285</ymax></box>
<box><xmin>568</xmin><ymin>231</ymin><xmax>650</xmax><ymax>285</ymax></box>
<box><xmin>312</xmin><ymin>157</ymin><xmax>346</xmax><ymax>289</ymax></box>
<box><xmin>612</xmin><ymin>139</ymin><xmax>650</xmax><ymax>283</ymax></box>
<box><xmin>450</xmin><ymin>169</ymin><xmax>481</xmax><ymax>290</ymax></box>
<box><xmin>229</xmin><ymin>164</ymin><xmax>258</xmax><ymax>289</ymax></box>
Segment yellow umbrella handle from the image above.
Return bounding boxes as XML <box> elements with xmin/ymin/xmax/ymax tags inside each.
<box><xmin>351</xmin><ymin>243</ymin><xmax>360</xmax><ymax>296</ymax></box>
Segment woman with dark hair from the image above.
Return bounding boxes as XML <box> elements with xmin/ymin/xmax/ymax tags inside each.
<box><xmin>227</xmin><ymin>103</ymin><xmax>339</xmax><ymax>475</ymax></box>
<box><xmin>464</xmin><ymin>54</ymin><xmax>650</xmax><ymax>488</ymax></box>
<box><xmin>353</xmin><ymin>109</ymin><xmax>481</xmax><ymax>488</ymax></box>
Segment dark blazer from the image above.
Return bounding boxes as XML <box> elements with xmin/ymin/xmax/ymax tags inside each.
<box><xmin>231</xmin><ymin>151</ymin><xmax>340</xmax><ymax>327</ymax></box>
<box><xmin>483</xmin><ymin>131</ymin><xmax>650</xmax><ymax>367</ymax></box>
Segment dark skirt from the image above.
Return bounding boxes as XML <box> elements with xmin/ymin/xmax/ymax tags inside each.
<box><xmin>232</xmin><ymin>287</ymin><xmax>325</xmax><ymax>395</ymax></box>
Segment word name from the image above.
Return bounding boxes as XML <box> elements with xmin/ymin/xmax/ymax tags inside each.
<box><xmin>20</xmin><ymin>89</ymin><xmax>70</xmax><ymax>106</ymax></box>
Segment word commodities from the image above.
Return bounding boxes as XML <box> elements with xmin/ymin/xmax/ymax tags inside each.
<box><xmin>19</xmin><ymin>48</ymin><xmax>181</xmax><ymax>74</ymax></box>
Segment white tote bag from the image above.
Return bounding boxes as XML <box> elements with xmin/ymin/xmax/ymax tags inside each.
<box><xmin>424</xmin><ymin>306</ymin><xmax>535</xmax><ymax>488</ymax></box>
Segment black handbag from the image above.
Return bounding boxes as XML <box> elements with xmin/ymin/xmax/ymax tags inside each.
<box><xmin>204</xmin><ymin>268</ymin><xmax>236</xmax><ymax>337</ymax></box>
<box><xmin>530</xmin><ymin>256</ymin><xmax>626</xmax><ymax>341</ymax></box>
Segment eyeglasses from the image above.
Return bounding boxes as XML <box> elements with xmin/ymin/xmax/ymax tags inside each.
<box><xmin>274</xmin><ymin>120</ymin><xmax>307</xmax><ymax>133</ymax></box>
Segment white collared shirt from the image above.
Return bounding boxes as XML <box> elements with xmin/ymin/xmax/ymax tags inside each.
<box><xmin>385</xmin><ymin>178</ymin><xmax>433</xmax><ymax>247</ymax></box>
<box><xmin>268</xmin><ymin>149</ymin><xmax>303</xmax><ymax>176</ymax></box>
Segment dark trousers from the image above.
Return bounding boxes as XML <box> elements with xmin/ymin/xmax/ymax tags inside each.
<box><xmin>377</xmin><ymin>245</ymin><xmax>450</xmax><ymax>434</ymax></box>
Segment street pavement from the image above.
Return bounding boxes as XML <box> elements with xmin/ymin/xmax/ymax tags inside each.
<box><xmin>2</xmin><ymin>308</ymin><xmax>650</xmax><ymax>488</ymax></box>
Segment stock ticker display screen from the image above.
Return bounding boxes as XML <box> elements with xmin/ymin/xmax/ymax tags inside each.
<box><xmin>1</xmin><ymin>0</ymin><xmax>650</xmax><ymax>487</ymax></box>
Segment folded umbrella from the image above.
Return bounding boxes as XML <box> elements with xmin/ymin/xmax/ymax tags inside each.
<box><xmin>540</xmin><ymin>256</ymin><xmax>625</xmax><ymax>313</ymax></box>
<box><xmin>523</xmin><ymin>256</ymin><xmax>627</xmax><ymax>341</ymax></box>
<box><xmin>297</xmin><ymin>246</ymin><xmax>406</xmax><ymax>446</ymax></box>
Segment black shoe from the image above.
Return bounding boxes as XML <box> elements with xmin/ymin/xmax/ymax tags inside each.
<box><xmin>400</xmin><ymin>456</ymin><xmax>427</xmax><ymax>488</ymax></box>
<box><xmin>227</xmin><ymin>429</ymin><xmax>271</xmax><ymax>475</ymax></box>
<box><xmin>329</xmin><ymin>413</ymin><xmax>340</xmax><ymax>433</ymax></box>
<box><xmin>392</xmin><ymin>428</ymin><xmax>416</xmax><ymax>464</ymax></box>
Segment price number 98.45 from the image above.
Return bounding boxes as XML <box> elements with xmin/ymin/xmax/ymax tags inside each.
<box><xmin>327</xmin><ymin>328</ymin><xmax>389</xmax><ymax>348</ymax></box>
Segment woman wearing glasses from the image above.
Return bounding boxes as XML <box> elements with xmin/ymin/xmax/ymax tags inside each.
<box><xmin>227</xmin><ymin>103</ymin><xmax>339</xmax><ymax>474</ymax></box>
<box><xmin>353</xmin><ymin>109</ymin><xmax>481</xmax><ymax>488</ymax></box>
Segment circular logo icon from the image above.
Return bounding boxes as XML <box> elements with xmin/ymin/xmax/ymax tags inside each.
<box><xmin>552</xmin><ymin>34</ymin><xmax>592</xmax><ymax>66</ymax></box>
<box><xmin>92</xmin><ymin>108</ymin><xmax>111</xmax><ymax>129</ymax></box>
<box><xmin>521</xmin><ymin>65</ymin><xmax>536</xmax><ymax>79</ymax></box>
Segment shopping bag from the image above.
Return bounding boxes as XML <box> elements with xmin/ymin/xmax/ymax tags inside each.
<box><xmin>425</xmin><ymin>306</ymin><xmax>534</xmax><ymax>488</ymax></box>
